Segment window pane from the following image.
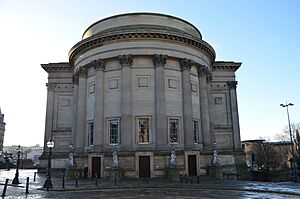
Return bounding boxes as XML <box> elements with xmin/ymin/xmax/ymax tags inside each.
<box><xmin>89</xmin><ymin>122</ymin><xmax>94</xmax><ymax>145</ymax></box>
<box><xmin>109</xmin><ymin>120</ymin><xmax>119</xmax><ymax>144</ymax></box>
<box><xmin>193</xmin><ymin>121</ymin><xmax>198</xmax><ymax>144</ymax></box>
<box><xmin>169</xmin><ymin>119</ymin><xmax>178</xmax><ymax>143</ymax></box>
<box><xmin>138</xmin><ymin>118</ymin><xmax>149</xmax><ymax>143</ymax></box>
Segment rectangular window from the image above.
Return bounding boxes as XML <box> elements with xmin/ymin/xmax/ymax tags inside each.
<box><xmin>88</xmin><ymin>122</ymin><xmax>94</xmax><ymax>145</ymax></box>
<box><xmin>138</xmin><ymin>118</ymin><xmax>150</xmax><ymax>143</ymax></box>
<box><xmin>169</xmin><ymin>118</ymin><xmax>179</xmax><ymax>143</ymax></box>
<box><xmin>193</xmin><ymin>120</ymin><xmax>199</xmax><ymax>144</ymax></box>
<box><xmin>109</xmin><ymin>119</ymin><xmax>119</xmax><ymax>144</ymax></box>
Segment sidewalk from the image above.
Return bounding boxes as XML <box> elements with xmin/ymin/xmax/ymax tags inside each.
<box><xmin>46</xmin><ymin>175</ymin><xmax>300</xmax><ymax>197</ymax></box>
<box><xmin>1</xmin><ymin>169</ymin><xmax>299</xmax><ymax>197</ymax></box>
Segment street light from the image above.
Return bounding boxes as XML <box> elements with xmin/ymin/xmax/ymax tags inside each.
<box><xmin>12</xmin><ymin>145</ymin><xmax>22</xmax><ymax>184</ymax></box>
<box><xmin>280</xmin><ymin>102</ymin><xmax>298</xmax><ymax>182</ymax></box>
<box><xmin>43</xmin><ymin>138</ymin><xmax>54</xmax><ymax>190</ymax></box>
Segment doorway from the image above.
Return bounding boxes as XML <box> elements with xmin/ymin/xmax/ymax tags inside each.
<box><xmin>139</xmin><ymin>156</ymin><xmax>150</xmax><ymax>178</ymax></box>
<box><xmin>92</xmin><ymin>157</ymin><xmax>101</xmax><ymax>178</ymax></box>
<box><xmin>188</xmin><ymin>155</ymin><xmax>197</xmax><ymax>176</ymax></box>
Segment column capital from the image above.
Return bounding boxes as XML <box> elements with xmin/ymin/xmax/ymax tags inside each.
<box><xmin>227</xmin><ymin>81</ymin><xmax>238</xmax><ymax>89</ymax></box>
<box><xmin>72</xmin><ymin>74</ymin><xmax>79</xmax><ymax>85</ymax></box>
<box><xmin>118</xmin><ymin>54</ymin><xmax>133</xmax><ymax>67</ymax></box>
<box><xmin>198</xmin><ymin>65</ymin><xmax>209</xmax><ymax>77</ymax></box>
<box><xmin>92</xmin><ymin>59</ymin><xmax>105</xmax><ymax>71</ymax></box>
<box><xmin>153</xmin><ymin>54</ymin><xmax>167</xmax><ymax>67</ymax></box>
<box><xmin>46</xmin><ymin>83</ymin><xmax>57</xmax><ymax>91</ymax></box>
<box><xmin>180</xmin><ymin>58</ymin><xmax>194</xmax><ymax>71</ymax></box>
<box><xmin>78</xmin><ymin>67</ymin><xmax>88</xmax><ymax>77</ymax></box>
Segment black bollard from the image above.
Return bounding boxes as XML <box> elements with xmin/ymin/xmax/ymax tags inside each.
<box><xmin>190</xmin><ymin>177</ymin><xmax>193</xmax><ymax>184</ymax></box>
<box><xmin>34</xmin><ymin>172</ymin><xmax>36</xmax><ymax>182</ymax></box>
<box><xmin>62</xmin><ymin>174</ymin><xmax>65</xmax><ymax>189</ymax></box>
<box><xmin>95</xmin><ymin>178</ymin><xmax>98</xmax><ymax>186</ymax></box>
<box><xmin>75</xmin><ymin>177</ymin><xmax>78</xmax><ymax>187</ymax></box>
<box><xmin>197</xmin><ymin>176</ymin><xmax>200</xmax><ymax>184</ymax></box>
<box><xmin>1</xmin><ymin>178</ymin><xmax>9</xmax><ymax>197</ymax></box>
<box><xmin>25</xmin><ymin>177</ymin><xmax>29</xmax><ymax>194</ymax></box>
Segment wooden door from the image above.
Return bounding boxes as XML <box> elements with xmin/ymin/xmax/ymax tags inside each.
<box><xmin>188</xmin><ymin>155</ymin><xmax>197</xmax><ymax>176</ymax></box>
<box><xmin>92</xmin><ymin>157</ymin><xmax>101</xmax><ymax>178</ymax></box>
<box><xmin>139</xmin><ymin>156</ymin><xmax>150</xmax><ymax>178</ymax></box>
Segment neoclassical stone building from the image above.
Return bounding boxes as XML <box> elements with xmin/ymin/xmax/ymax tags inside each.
<box><xmin>41</xmin><ymin>13</ymin><xmax>243</xmax><ymax>178</ymax></box>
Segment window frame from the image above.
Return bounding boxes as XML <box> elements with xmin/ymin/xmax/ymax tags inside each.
<box><xmin>193</xmin><ymin>120</ymin><xmax>199</xmax><ymax>144</ymax></box>
<box><xmin>88</xmin><ymin>122</ymin><xmax>94</xmax><ymax>146</ymax></box>
<box><xmin>168</xmin><ymin>117</ymin><xmax>180</xmax><ymax>144</ymax></box>
<box><xmin>136</xmin><ymin>116</ymin><xmax>151</xmax><ymax>144</ymax></box>
<box><xmin>108</xmin><ymin>118</ymin><xmax>120</xmax><ymax>145</ymax></box>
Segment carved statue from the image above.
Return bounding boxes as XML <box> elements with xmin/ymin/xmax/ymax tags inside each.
<box><xmin>170</xmin><ymin>149</ymin><xmax>176</xmax><ymax>167</ymax></box>
<box><xmin>112</xmin><ymin>150</ymin><xmax>119</xmax><ymax>168</ymax></box>
<box><xmin>212</xmin><ymin>150</ymin><xmax>220</xmax><ymax>166</ymax></box>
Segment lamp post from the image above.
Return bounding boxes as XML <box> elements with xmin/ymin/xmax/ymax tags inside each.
<box><xmin>43</xmin><ymin>138</ymin><xmax>54</xmax><ymax>189</ymax></box>
<box><xmin>280</xmin><ymin>102</ymin><xmax>297</xmax><ymax>182</ymax></box>
<box><xmin>12</xmin><ymin>145</ymin><xmax>21</xmax><ymax>184</ymax></box>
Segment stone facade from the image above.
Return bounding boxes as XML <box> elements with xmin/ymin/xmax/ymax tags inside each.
<box><xmin>41</xmin><ymin>13</ymin><xmax>243</xmax><ymax>178</ymax></box>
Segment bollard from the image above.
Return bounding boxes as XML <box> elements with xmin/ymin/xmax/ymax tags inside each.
<box><xmin>95</xmin><ymin>178</ymin><xmax>98</xmax><ymax>186</ymax></box>
<box><xmin>34</xmin><ymin>172</ymin><xmax>36</xmax><ymax>182</ymax></box>
<box><xmin>25</xmin><ymin>177</ymin><xmax>29</xmax><ymax>194</ymax></box>
<box><xmin>185</xmin><ymin>176</ymin><xmax>187</xmax><ymax>184</ymax></box>
<box><xmin>114</xmin><ymin>175</ymin><xmax>117</xmax><ymax>186</ymax></box>
<box><xmin>62</xmin><ymin>174</ymin><xmax>65</xmax><ymax>189</ymax></box>
<box><xmin>190</xmin><ymin>177</ymin><xmax>193</xmax><ymax>184</ymax></box>
<box><xmin>75</xmin><ymin>178</ymin><xmax>78</xmax><ymax>187</ymax></box>
<box><xmin>197</xmin><ymin>176</ymin><xmax>200</xmax><ymax>184</ymax></box>
<box><xmin>1</xmin><ymin>178</ymin><xmax>9</xmax><ymax>197</ymax></box>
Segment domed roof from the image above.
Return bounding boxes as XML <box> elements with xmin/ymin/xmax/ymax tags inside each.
<box><xmin>82</xmin><ymin>13</ymin><xmax>202</xmax><ymax>40</ymax></box>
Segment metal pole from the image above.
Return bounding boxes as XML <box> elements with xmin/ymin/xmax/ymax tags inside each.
<box><xmin>1</xmin><ymin>179</ymin><xmax>9</xmax><ymax>197</ymax></box>
<box><xmin>25</xmin><ymin>177</ymin><xmax>29</xmax><ymax>194</ymax></box>
<box><xmin>43</xmin><ymin>147</ymin><xmax>53</xmax><ymax>190</ymax></box>
<box><xmin>287</xmin><ymin>105</ymin><xmax>297</xmax><ymax>182</ymax></box>
<box><xmin>12</xmin><ymin>147</ymin><xmax>20</xmax><ymax>184</ymax></box>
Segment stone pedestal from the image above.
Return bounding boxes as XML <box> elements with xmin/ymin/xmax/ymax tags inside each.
<box><xmin>210</xmin><ymin>166</ymin><xmax>222</xmax><ymax>179</ymax></box>
<box><xmin>166</xmin><ymin>167</ymin><xmax>180</xmax><ymax>182</ymax></box>
<box><xmin>65</xmin><ymin>167</ymin><xmax>77</xmax><ymax>180</ymax></box>
<box><xmin>110</xmin><ymin>168</ymin><xmax>123</xmax><ymax>180</ymax></box>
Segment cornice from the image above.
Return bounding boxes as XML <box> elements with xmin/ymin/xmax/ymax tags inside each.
<box><xmin>69</xmin><ymin>32</ymin><xmax>216</xmax><ymax>66</ymax></box>
<box><xmin>41</xmin><ymin>62</ymin><xmax>72</xmax><ymax>72</ymax></box>
<box><xmin>212</xmin><ymin>61</ymin><xmax>241</xmax><ymax>71</ymax></box>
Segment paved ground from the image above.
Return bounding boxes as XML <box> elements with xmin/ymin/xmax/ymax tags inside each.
<box><xmin>0</xmin><ymin>169</ymin><xmax>300</xmax><ymax>198</ymax></box>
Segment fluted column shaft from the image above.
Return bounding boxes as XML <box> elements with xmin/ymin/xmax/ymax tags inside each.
<box><xmin>228</xmin><ymin>81</ymin><xmax>241</xmax><ymax>149</ymax></box>
<box><xmin>93</xmin><ymin>59</ymin><xmax>105</xmax><ymax>146</ymax></box>
<box><xmin>180</xmin><ymin>59</ymin><xmax>194</xmax><ymax>148</ymax></box>
<box><xmin>76</xmin><ymin>67</ymin><xmax>87</xmax><ymax>150</ymax></box>
<box><xmin>119</xmin><ymin>55</ymin><xmax>133</xmax><ymax>147</ymax></box>
<box><xmin>71</xmin><ymin>75</ymin><xmax>79</xmax><ymax>147</ymax></box>
<box><xmin>153</xmin><ymin>54</ymin><xmax>168</xmax><ymax>147</ymax></box>
<box><xmin>198</xmin><ymin>66</ymin><xmax>212</xmax><ymax>148</ymax></box>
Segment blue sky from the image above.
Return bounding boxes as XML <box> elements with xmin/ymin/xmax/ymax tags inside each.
<box><xmin>0</xmin><ymin>0</ymin><xmax>299</xmax><ymax>146</ymax></box>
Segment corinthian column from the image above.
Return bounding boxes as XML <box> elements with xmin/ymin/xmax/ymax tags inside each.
<box><xmin>180</xmin><ymin>59</ymin><xmax>194</xmax><ymax>148</ymax></box>
<box><xmin>71</xmin><ymin>75</ymin><xmax>79</xmax><ymax>147</ymax></box>
<box><xmin>75</xmin><ymin>67</ymin><xmax>87</xmax><ymax>151</ymax></box>
<box><xmin>119</xmin><ymin>55</ymin><xmax>133</xmax><ymax>148</ymax></box>
<box><xmin>198</xmin><ymin>66</ymin><xmax>212</xmax><ymax>148</ymax></box>
<box><xmin>44</xmin><ymin>83</ymin><xmax>56</xmax><ymax>151</ymax></box>
<box><xmin>228</xmin><ymin>81</ymin><xmax>241</xmax><ymax>149</ymax></box>
<box><xmin>153</xmin><ymin>54</ymin><xmax>168</xmax><ymax>148</ymax></box>
<box><xmin>93</xmin><ymin>59</ymin><xmax>105</xmax><ymax>146</ymax></box>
